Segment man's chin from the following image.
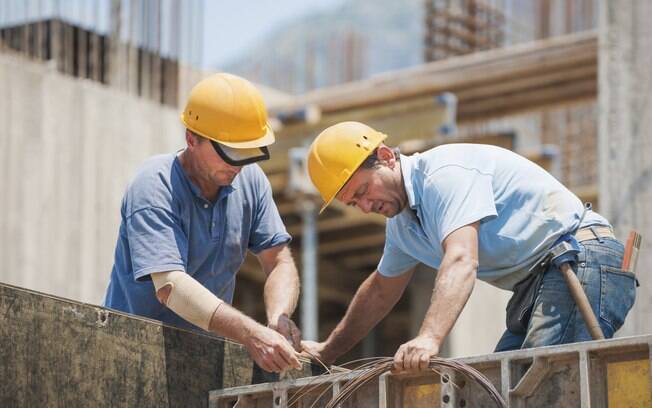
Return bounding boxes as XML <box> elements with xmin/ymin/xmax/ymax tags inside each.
<box><xmin>381</xmin><ymin>206</ymin><xmax>400</xmax><ymax>218</ymax></box>
<box><xmin>385</xmin><ymin>203</ymin><xmax>410</xmax><ymax>218</ymax></box>
<box><xmin>216</xmin><ymin>174</ymin><xmax>238</xmax><ymax>186</ymax></box>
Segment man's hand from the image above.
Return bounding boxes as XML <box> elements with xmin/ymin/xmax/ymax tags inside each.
<box><xmin>243</xmin><ymin>325</ymin><xmax>302</xmax><ymax>373</ymax></box>
<box><xmin>393</xmin><ymin>335</ymin><xmax>440</xmax><ymax>372</ymax></box>
<box><xmin>300</xmin><ymin>340</ymin><xmax>336</xmax><ymax>366</ymax></box>
<box><xmin>268</xmin><ymin>313</ymin><xmax>301</xmax><ymax>351</ymax></box>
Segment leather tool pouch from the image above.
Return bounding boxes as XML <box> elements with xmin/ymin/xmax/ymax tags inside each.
<box><xmin>505</xmin><ymin>264</ymin><xmax>546</xmax><ymax>334</ymax></box>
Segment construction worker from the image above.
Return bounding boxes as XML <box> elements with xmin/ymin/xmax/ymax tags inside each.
<box><xmin>301</xmin><ymin>121</ymin><xmax>637</xmax><ymax>371</ymax></box>
<box><xmin>104</xmin><ymin>73</ymin><xmax>302</xmax><ymax>373</ymax></box>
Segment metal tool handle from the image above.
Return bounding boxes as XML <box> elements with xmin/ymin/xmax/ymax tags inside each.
<box><xmin>559</xmin><ymin>263</ymin><xmax>605</xmax><ymax>340</ymax></box>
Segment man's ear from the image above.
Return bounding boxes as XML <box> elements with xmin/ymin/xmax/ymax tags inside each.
<box><xmin>185</xmin><ymin>130</ymin><xmax>198</xmax><ymax>147</ymax></box>
<box><xmin>376</xmin><ymin>145</ymin><xmax>396</xmax><ymax>168</ymax></box>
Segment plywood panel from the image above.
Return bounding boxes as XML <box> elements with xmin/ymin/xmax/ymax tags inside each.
<box><xmin>0</xmin><ymin>283</ymin><xmax>312</xmax><ymax>407</ymax></box>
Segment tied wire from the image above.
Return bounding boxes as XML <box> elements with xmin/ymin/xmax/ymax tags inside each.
<box><xmin>193</xmin><ymin>332</ymin><xmax>505</xmax><ymax>406</ymax></box>
<box><xmin>288</xmin><ymin>356</ymin><xmax>507</xmax><ymax>408</ymax></box>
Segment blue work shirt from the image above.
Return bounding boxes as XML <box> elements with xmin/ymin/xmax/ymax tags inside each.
<box><xmin>104</xmin><ymin>153</ymin><xmax>291</xmax><ymax>330</ymax></box>
<box><xmin>378</xmin><ymin>144</ymin><xmax>609</xmax><ymax>290</ymax></box>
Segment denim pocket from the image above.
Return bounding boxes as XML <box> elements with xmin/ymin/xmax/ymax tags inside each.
<box><xmin>599</xmin><ymin>265</ymin><xmax>636</xmax><ymax>332</ymax></box>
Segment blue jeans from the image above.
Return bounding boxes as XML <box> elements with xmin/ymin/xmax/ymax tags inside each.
<box><xmin>495</xmin><ymin>237</ymin><xmax>637</xmax><ymax>352</ymax></box>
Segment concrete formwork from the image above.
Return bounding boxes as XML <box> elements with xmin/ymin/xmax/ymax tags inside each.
<box><xmin>0</xmin><ymin>282</ymin><xmax>314</xmax><ymax>407</ymax></box>
<box><xmin>211</xmin><ymin>335</ymin><xmax>652</xmax><ymax>407</ymax></box>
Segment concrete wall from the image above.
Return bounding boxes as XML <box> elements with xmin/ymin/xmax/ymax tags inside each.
<box><xmin>599</xmin><ymin>0</ymin><xmax>652</xmax><ymax>336</ymax></box>
<box><xmin>0</xmin><ymin>54</ymin><xmax>184</xmax><ymax>304</ymax></box>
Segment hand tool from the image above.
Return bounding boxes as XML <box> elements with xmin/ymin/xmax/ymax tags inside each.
<box><xmin>549</xmin><ymin>236</ymin><xmax>605</xmax><ymax>340</ymax></box>
<box><xmin>622</xmin><ymin>231</ymin><xmax>642</xmax><ymax>273</ymax></box>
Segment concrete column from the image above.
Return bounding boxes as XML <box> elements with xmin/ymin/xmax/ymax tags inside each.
<box><xmin>598</xmin><ymin>0</ymin><xmax>652</xmax><ymax>336</ymax></box>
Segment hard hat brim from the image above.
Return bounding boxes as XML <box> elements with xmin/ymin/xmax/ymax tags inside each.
<box><xmin>217</xmin><ymin>124</ymin><xmax>275</xmax><ymax>149</ymax></box>
<box><xmin>181</xmin><ymin>111</ymin><xmax>276</xmax><ymax>149</ymax></box>
<box><xmin>319</xmin><ymin>198</ymin><xmax>334</xmax><ymax>214</ymax></box>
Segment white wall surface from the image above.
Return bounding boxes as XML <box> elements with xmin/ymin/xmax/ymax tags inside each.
<box><xmin>599</xmin><ymin>0</ymin><xmax>652</xmax><ymax>337</ymax></box>
<box><xmin>0</xmin><ymin>54</ymin><xmax>184</xmax><ymax>304</ymax></box>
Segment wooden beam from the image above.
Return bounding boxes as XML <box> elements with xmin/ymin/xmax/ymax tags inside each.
<box><xmin>318</xmin><ymin>232</ymin><xmax>386</xmax><ymax>255</ymax></box>
<box><xmin>274</xmin><ymin>31</ymin><xmax>596</xmax><ymax>117</ymax></box>
<box><xmin>458</xmin><ymin>78</ymin><xmax>595</xmax><ymax>121</ymax></box>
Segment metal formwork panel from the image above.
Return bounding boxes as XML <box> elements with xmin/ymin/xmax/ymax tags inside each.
<box><xmin>209</xmin><ymin>335</ymin><xmax>652</xmax><ymax>407</ymax></box>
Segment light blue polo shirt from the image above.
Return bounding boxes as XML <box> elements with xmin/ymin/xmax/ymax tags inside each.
<box><xmin>104</xmin><ymin>153</ymin><xmax>291</xmax><ymax>330</ymax></box>
<box><xmin>377</xmin><ymin>144</ymin><xmax>608</xmax><ymax>290</ymax></box>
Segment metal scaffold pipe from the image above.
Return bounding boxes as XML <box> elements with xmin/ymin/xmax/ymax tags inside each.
<box><xmin>300</xmin><ymin>198</ymin><xmax>318</xmax><ymax>341</ymax></box>
<box><xmin>286</xmin><ymin>145</ymin><xmax>321</xmax><ymax>341</ymax></box>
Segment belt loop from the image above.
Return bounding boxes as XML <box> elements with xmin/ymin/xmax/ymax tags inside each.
<box><xmin>589</xmin><ymin>226</ymin><xmax>604</xmax><ymax>243</ymax></box>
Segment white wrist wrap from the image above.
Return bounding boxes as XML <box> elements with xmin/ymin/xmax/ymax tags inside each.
<box><xmin>151</xmin><ymin>271</ymin><xmax>223</xmax><ymax>331</ymax></box>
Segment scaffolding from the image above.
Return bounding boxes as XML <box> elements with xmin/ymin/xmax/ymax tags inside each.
<box><xmin>424</xmin><ymin>0</ymin><xmax>505</xmax><ymax>62</ymax></box>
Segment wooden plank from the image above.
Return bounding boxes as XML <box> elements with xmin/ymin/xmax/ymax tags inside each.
<box><xmin>276</xmin><ymin>31</ymin><xmax>596</xmax><ymax>115</ymax></box>
<box><xmin>318</xmin><ymin>231</ymin><xmax>386</xmax><ymax>255</ymax></box>
<box><xmin>0</xmin><ymin>283</ymin><xmax>312</xmax><ymax>407</ymax></box>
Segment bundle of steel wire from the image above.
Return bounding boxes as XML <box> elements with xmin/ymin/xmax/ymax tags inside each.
<box><xmin>289</xmin><ymin>356</ymin><xmax>506</xmax><ymax>408</ymax></box>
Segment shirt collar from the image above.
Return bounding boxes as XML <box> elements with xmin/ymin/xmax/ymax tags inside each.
<box><xmin>399</xmin><ymin>153</ymin><xmax>420</xmax><ymax>209</ymax></box>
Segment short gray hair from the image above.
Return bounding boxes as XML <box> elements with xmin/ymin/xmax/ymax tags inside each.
<box><xmin>360</xmin><ymin>147</ymin><xmax>401</xmax><ymax>169</ymax></box>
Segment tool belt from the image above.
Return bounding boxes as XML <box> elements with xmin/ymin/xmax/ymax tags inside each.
<box><xmin>505</xmin><ymin>225</ymin><xmax>615</xmax><ymax>334</ymax></box>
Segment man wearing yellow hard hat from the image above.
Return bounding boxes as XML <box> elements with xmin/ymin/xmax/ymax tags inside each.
<box><xmin>104</xmin><ymin>73</ymin><xmax>302</xmax><ymax>373</ymax></box>
<box><xmin>301</xmin><ymin>121</ymin><xmax>635</xmax><ymax>371</ymax></box>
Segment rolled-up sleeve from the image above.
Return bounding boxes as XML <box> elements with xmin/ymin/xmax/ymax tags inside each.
<box><xmin>377</xmin><ymin>222</ymin><xmax>420</xmax><ymax>277</ymax></box>
<box><xmin>423</xmin><ymin>166</ymin><xmax>497</xmax><ymax>244</ymax></box>
<box><xmin>126</xmin><ymin>207</ymin><xmax>188</xmax><ymax>281</ymax></box>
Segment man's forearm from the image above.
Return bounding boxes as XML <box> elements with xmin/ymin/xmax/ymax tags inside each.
<box><xmin>324</xmin><ymin>271</ymin><xmax>408</xmax><ymax>360</ymax></box>
<box><xmin>210</xmin><ymin>294</ymin><xmax>303</xmax><ymax>373</ymax></box>
<box><xmin>208</xmin><ymin>301</ymin><xmax>260</xmax><ymax>342</ymax></box>
<box><xmin>419</xmin><ymin>252</ymin><xmax>477</xmax><ymax>342</ymax></box>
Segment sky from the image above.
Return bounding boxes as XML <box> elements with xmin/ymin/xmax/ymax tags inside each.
<box><xmin>203</xmin><ymin>0</ymin><xmax>345</xmax><ymax>69</ymax></box>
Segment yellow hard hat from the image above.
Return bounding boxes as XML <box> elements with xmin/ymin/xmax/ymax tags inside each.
<box><xmin>181</xmin><ymin>73</ymin><xmax>274</xmax><ymax>164</ymax></box>
<box><xmin>307</xmin><ymin>121</ymin><xmax>387</xmax><ymax>212</ymax></box>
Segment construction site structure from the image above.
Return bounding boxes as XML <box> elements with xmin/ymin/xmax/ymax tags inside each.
<box><xmin>424</xmin><ymin>0</ymin><xmax>505</xmax><ymax>62</ymax></box>
<box><xmin>4</xmin><ymin>281</ymin><xmax>649</xmax><ymax>407</ymax></box>
<box><xmin>0</xmin><ymin>0</ymin><xmax>203</xmax><ymax>107</ymax></box>
<box><xmin>0</xmin><ymin>28</ymin><xmax>634</xmax><ymax>361</ymax></box>
<box><xmin>1</xmin><ymin>0</ymin><xmax>651</xmax><ymax>376</ymax></box>
<box><xmin>211</xmin><ymin>334</ymin><xmax>652</xmax><ymax>407</ymax></box>
<box><xmin>424</xmin><ymin>0</ymin><xmax>599</xmax><ymax>62</ymax></box>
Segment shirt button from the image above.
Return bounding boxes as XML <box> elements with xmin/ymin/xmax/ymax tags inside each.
<box><xmin>203</xmin><ymin>203</ymin><xmax>209</xmax><ymax>209</ymax></box>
